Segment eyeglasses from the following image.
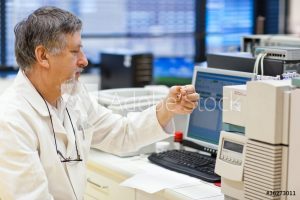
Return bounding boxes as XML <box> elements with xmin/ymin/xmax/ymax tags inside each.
<box><xmin>43</xmin><ymin>99</ymin><xmax>82</xmax><ymax>163</ymax></box>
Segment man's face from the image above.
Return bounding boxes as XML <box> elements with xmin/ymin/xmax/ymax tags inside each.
<box><xmin>47</xmin><ymin>31</ymin><xmax>88</xmax><ymax>87</ymax></box>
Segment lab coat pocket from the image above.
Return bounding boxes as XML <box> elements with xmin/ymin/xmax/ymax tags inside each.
<box><xmin>78</xmin><ymin>125</ymin><xmax>94</xmax><ymax>160</ymax></box>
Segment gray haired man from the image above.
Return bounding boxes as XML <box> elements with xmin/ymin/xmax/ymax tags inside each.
<box><xmin>0</xmin><ymin>6</ymin><xmax>199</xmax><ymax>199</ymax></box>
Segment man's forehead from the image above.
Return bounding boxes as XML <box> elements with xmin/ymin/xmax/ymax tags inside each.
<box><xmin>65</xmin><ymin>33</ymin><xmax>82</xmax><ymax>48</ymax></box>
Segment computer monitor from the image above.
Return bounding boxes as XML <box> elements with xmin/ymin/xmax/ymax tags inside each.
<box><xmin>184</xmin><ymin>67</ymin><xmax>253</xmax><ymax>151</ymax></box>
<box><xmin>153</xmin><ymin>57</ymin><xmax>194</xmax><ymax>86</ymax></box>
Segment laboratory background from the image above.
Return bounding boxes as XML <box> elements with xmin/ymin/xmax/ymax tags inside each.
<box><xmin>0</xmin><ymin>0</ymin><xmax>298</xmax><ymax>88</ymax></box>
<box><xmin>1</xmin><ymin>0</ymin><xmax>300</xmax><ymax>200</ymax></box>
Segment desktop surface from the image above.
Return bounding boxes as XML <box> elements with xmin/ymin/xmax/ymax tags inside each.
<box><xmin>88</xmin><ymin>149</ymin><xmax>223</xmax><ymax>200</ymax></box>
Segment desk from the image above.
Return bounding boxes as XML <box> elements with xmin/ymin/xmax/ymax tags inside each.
<box><xmin>85</xmin><ymin>149</ymin><xmax>224</xmax><ymax>200</ymax></box>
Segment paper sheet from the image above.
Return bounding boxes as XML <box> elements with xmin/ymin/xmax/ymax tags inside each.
<box><xmin>120</xmin><ymin>167</ymin><xmax>200</xmax><ymax>194</ymax></box>
<box><xmin>172</xmin><ymin>183</ymin><xmax>223</xmax><ymax>199</ymax></box>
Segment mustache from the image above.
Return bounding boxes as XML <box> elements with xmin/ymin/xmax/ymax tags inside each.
<box><xmin>75</xmin><ymin>68</ymin><xmax>84</xmax><ymax>73</ymax></box>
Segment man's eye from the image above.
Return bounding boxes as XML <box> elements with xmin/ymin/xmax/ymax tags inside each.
<box><xmin>71</xmin><ymin>50</ymin><xmax>79</xmax><ymax>54</ymax></box>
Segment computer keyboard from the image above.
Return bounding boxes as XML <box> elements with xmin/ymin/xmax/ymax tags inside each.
<box><xmin>148</xmin><ymin>150</ymin><xmax>220</xmax><ymax>183</ymax></box>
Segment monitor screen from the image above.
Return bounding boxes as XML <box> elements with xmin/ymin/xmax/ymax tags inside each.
<box><xmin>153</xmin><ymin>57</ymin><xmax>194</xmax><ymax>86</ymax></box>
<box><xmin>185</xmin><ymin>67</ymin><xmax>253</xmax><ymax>150</ymax></box>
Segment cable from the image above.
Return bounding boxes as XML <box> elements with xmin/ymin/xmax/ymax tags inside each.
<box><xmin>253</xmin><ymin>52</ymin><xmax>264</xmax><ymax>77</ymax></box>
<box><xmin>260</xmin><ymin>53</ymin><xmax>267</xmax><ymax>76</ymax></box>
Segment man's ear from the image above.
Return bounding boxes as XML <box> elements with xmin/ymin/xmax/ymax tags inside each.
<box><xmin>35</xmin><ymin>45</ymin><xmax>50</xmax><ymax>69</ymax></box>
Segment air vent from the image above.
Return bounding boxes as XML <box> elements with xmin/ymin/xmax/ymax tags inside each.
<box><xmin>244</xmin><ymin>139</ymin><xmax>287</xmax><ymax>200</ymax></box>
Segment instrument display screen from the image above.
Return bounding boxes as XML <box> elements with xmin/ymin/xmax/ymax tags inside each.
<box><xmin>223</xmin><ymin>140</ymin><xmax>243</xmax><ymax>153</ymax></box>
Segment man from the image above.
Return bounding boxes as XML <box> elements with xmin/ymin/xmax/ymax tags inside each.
<box><xmin>0</xmin><ymin>6</ymin><xmax>199</xmax><ymax>200</ymax></box>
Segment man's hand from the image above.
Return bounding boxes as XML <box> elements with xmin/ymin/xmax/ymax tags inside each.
<box><xmin>156</xmin><ymin>85</ymin><xmax>199</xmax><ymax>127</ymax></box>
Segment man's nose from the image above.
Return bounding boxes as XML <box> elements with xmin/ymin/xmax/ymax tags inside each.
<box><xmin>78</xmin><ymin>50</ymin><xmax>88</xmax><ymax>68</ymax></box>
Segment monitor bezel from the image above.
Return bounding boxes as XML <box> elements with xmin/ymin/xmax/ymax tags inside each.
<box><xmin>184</xmin><ymin>66</ymin><xmax>254</xmax><ymax>151</ymax></box>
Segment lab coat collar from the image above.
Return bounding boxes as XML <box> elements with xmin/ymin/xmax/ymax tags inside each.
<box><xmin>14</xmin><ymin>70</ymin><xmax>50</xmax><ymax>117</ymax></box>
<box><xmin>13</xmin><ymin>70</ymin><xmax>82</xmax><ymax>137</ymax></box>
<box><xmin>14</xmin><ymin>71</ymin><xmax>68</xmax><ymax>135</ymax></box>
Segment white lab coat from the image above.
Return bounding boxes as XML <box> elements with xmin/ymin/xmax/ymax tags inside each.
<box><xmin>0</xmin><ymin>71</ymin><xmax>172</xmax><ymax>200</ymax></box>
